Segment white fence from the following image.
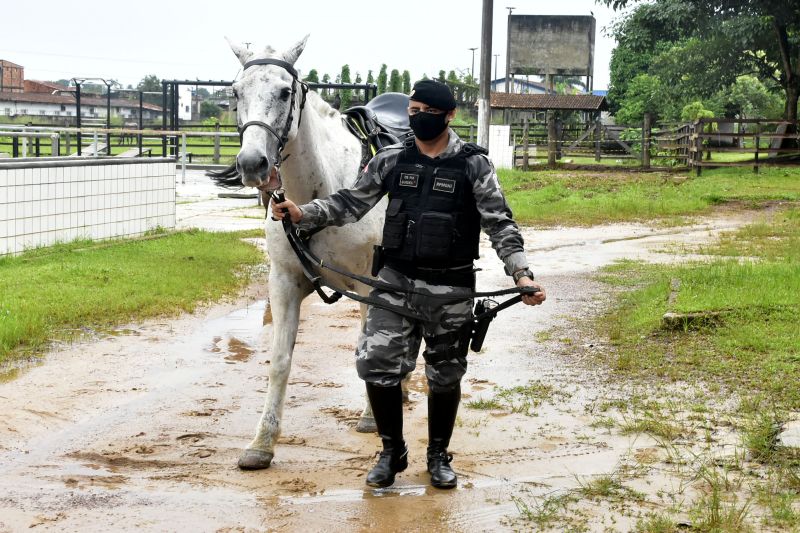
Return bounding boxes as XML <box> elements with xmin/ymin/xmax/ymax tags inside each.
<box><xmin>0</xmin><ymin>157</ymin><xmax>176</xmax><ymax>256</ymax></box>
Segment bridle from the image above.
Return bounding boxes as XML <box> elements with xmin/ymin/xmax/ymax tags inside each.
<box><xmin>236</xmin><ymin>58</ymin><xmax>309</xmax><ymax>174</ymax></box>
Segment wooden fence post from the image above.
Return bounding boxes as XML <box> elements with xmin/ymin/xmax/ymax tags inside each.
<box><xmin>595</xmin><ymin>116</ymin><xmax>602</xmax><ymax>162</ymax></box>
<box><xmin>705</xmin><ymin>121</ymin><xmax>713</xmax><ymax>160</ymax></box>
<box><xmin>213</xmin><ymin>122</ymin><xmax>221</xmax><ymax>164</ymax></box>
<box><xmin>753</xmin><ymin>121</ymin><xmax>760</xmax><ymax>174</ymax></box>
<box><xmin>522</xmin><ymin>119</ymin><xmax>530</xmax><ymax>171</ymax></box>
<box><xmin>694</xmin><ymin>119</ymin><xmax>703</xmax><ymax>176</ymax></box>
<box><xmin>642</xmin><ymin>112</ymin><xmax>652</xmax><ymax>169</ymax></box>
<box><xmin>65</xmin><ymin>131</ymin><xmax>71</xmax><ymax>155</ymax></box>
<box><xmin>547</xmin><ymin>112</ymin><xmax>557</xmax><ymax>167</ymax></box>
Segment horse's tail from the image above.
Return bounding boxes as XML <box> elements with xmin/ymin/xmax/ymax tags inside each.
<box><xmin>206</xmin><ymin>163</ymin><xmax>243</xmax><ymax>189</ymax></box>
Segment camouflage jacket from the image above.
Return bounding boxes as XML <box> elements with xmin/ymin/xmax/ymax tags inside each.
<box><xmin>297</xmin><ymin>129</ymin><xmax>530</xmax><ymax>277</ymax></box>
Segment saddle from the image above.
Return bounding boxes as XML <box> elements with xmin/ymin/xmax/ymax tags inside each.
<box><xmin>343</xmin><ymin>92</ymin><xmax>413</xmax><ymax>168</ymax></box>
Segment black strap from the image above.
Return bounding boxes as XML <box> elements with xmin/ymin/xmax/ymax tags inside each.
<box><xmin>239</xmin><ymin>120</ymin><xmax>285</xmax><ymax>148</ymax></box>
<box><xmin>243</xmin><ymin>58</ymin><xmax>299</xmax><ymax>79</ymax></box>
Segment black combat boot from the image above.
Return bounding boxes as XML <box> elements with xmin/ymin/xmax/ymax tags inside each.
<box><xmin>364</xmin><ymin>382</ymin><xmax>408</xmax><ymax>488</ymax></box>
<box><xmin>427</xmin><ymin>383</ymin><xmax>461</xmax><ymax>489</ymax></box>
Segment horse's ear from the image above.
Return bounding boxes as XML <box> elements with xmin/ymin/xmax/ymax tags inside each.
<box><xmin>282</xmin><ymin>35</ymin><xmax>309</xmax><ymax>65</ymax></box>
<box><xmin>226</xmin><ymin>36</ymin><xmax>253</xmax><ymax>66</ymax></box>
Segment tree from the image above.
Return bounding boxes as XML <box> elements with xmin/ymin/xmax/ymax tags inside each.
<box><xmin>137</xmin><ymin>74</ymin><xmax>161</xmax><ymax>92</ymax></box>
<box><xmin>321</xmin><ymin>73</ymin><xmax>330</xmax><ymax>97</ymax></box>
<box><xmin>707</xmin><ymin>75</ymin><xmax>783</xmax><ymax>119</ymax></box>
<box><xmin>601</xmin><ymin>0</ymin><xmax>800</xmax><ymax>122</ymax></box>
<box><xmin>196</xmin><ymin>87</ymin><xmax>210</xmax><ymax>98</ymax></box>
<box><xmin>200</xmin><ymin>101</ymin><xmax>222</xmax><ymax>119</ymax></box>
<box><xmin>340</xmin><ymin>64</ymin><xmax>353</xmax><ymax>110</ymax></box>
<box><xmin>389</xmin><ymin>69</ymin><xmax>402</xmax><ymax>92</ymax></box>
<box><xmin>402</xmin><ymin>70</ymin><xmax>411</xmax><ymax>93</ymax></box>
<box><xmin>438</xmin><ymin>70</ymin><xmax>446</xmax><ymax>82</ymax></box>
<box><xmin>366</xmin><ymin>70</ymin><xmax>374</xmax><ymax>85</ymax></box>
<box><xmin>377</xmin><ymin>65</ymin><xmax>388</xmax><ymax>94</ymax></box>
<box><xmin>304</xmin><ymin>69</ymin><xmax>319</xmax><ymax>84</ymax></box>
<box><xmin>680</xmin><ymin>101</ymin><xmax>715</xmax><ymax>122</ymax></box>
<box><xmin>614</xmin><ymin>74</ymin><xmax>666</xmax><ymax>124</ymax></box>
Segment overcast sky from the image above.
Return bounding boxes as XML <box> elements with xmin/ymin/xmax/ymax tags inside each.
<box><xmin>3</xmin><ymin>0</ymin><xmax>622</xmax><ymax>91</ymax></box>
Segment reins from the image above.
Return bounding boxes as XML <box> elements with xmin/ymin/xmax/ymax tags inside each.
<box><xmin>271</xmin><ymin>191</ymin><xmax>538</xmax><ymax>328</ymax></box>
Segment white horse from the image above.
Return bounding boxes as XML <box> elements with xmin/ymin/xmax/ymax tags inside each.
<box><xmin>215</xmin><ymin>36</ymin><xmax>386</xmax><ymax>470</ymax></box>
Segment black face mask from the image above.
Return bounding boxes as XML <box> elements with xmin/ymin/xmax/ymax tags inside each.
<box><xmin>409</xmin><ymin>112</ymin><xmax>448</xmax><ymax>141</ymax></box>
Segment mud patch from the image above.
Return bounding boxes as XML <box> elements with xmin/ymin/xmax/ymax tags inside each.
<box><xmin>65</xmin><ymin>451</ymin><xmax>180</xmax><ymax>471</ymax></box>
<box><xmin>278</xmin><ymin>477</ymin><xmax>319</xmax><ymax>494</ymax></box>
<box><xmin>62</xmin><ymin>474</ymin><xmax>128</xmax><ymax>490</ymax></box>
<box><xmin>320</xmin><ymin>406</ymin><xmax>362</xmax><ymax>425</ymax></box>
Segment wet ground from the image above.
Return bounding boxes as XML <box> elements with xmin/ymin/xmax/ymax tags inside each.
<box><xmin>0</xmin><ymin>171</ymin><xmax>761</xmax><ymax>531</ymax></box>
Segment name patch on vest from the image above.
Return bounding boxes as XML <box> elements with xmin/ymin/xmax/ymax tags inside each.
<box><xmin>432</xmin><ymin>177</ymin><xmax>456</xmax><ymax>193</ymax></box>
<box><xmin>399</xmin><ymin>173</ymin><xmax>419</xmax><ymax>188</ymax></box>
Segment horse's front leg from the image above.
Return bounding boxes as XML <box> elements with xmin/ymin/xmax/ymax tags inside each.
<box><xmin>238</xmin><ymin>269</ymin><xmax>310</xmax><ymax>470</ymax></box>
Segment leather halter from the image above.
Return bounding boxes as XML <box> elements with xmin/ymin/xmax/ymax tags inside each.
<box><xmin>237</xmin><ymin>57</ymin><xmax>309</xmax><ymax>170</ymax></box>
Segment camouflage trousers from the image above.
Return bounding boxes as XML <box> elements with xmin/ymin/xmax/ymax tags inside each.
<box><xmin>355</xmin><ymin>267</ymin><xmax>474</xmax><ymax>392</ymax></box>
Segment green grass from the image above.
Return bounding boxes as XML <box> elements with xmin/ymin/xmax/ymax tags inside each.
<box><xmin>465</xmin><ymin>380</ymin><xmax>567</xmax><ymax>415</ymax></box>
<box><xmin>0</xmin><ymin>229</ymin><xmax>263</xmax><ymax>363</ymax></box>
<box><xmin>497</xmin><ymin>166</ymin><xmax>800</xmax><ymax>226</ymax></box>
<box><xmin>597</xmin><ymin>208</ymin><xmax>800</xmax><ymax>408</ymax></box>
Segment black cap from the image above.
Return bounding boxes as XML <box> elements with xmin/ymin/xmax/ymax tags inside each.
<box><xmin>409</xmin><ymin>79</ymin><xmax>457</xmax><ymax>111</ymax></box>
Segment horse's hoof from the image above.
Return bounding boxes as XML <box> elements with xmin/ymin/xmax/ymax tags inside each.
<box><xmin>237</xmin><ymin>449</ymin><xmax>273</xmax><ymax>470</ymax></box>
<box><xmin>355</xmin><ymin>416</ymin><xmax>377</xmax><ymax>433</ymax></box>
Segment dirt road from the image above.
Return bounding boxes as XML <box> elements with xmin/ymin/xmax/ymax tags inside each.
<box><xmin>0</xmin><ymin>208</ymin><xmax>756</xmax><ymax>532</ymax></box>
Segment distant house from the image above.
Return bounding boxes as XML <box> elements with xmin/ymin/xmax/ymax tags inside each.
<box><xmin>490</xmin><ymin>77</ymin><xmax>554</xmax><ymax>95</ymax></box>
<box><xmin>0</xmin><ymin>60</ymin><xmax>24</xmax><ymax>93</ymax></box>
<box><xmin>0</xmin><ymin>90</ymin><xmax>163</xmax><ymax>120</ymax></box>
<box><xmin>0</xmin><ymin>60</ymin><xmax>162</xmax><ymax>122</ymax></box>
<box><xmin>24</xmin><ymin>79</ymin><xmax>75</xmax><ymax>95</ymax></box>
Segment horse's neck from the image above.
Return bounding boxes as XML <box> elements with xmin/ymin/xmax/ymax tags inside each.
<box><xmin>279</xmin><ymin>93</ymin><xmax>357</xmax><ymax>203</ymax></box>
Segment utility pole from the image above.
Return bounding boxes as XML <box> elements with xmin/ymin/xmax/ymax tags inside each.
<box><xmin>468</xmin><ymin>47</ymin><xmax>478</xmax><ymax>83</ymax></box>
<box><xmin>493</xmin><ymin>54</ymin><xmax>499</xmax><ymax>81</ymax></box>
<box><xmin>243</xmin><ymin>42</ymin><xmax>252</xmax><ymax>50</ymax></box>
<box><xmin>505</xmin><ymin>6</ymin><xmax>515</xmax><ymax>93</ymax></box>
<box><xmin>478</xmin><ymin>0</ymin><xmax>493</xmax><ymax>149</ymax></box>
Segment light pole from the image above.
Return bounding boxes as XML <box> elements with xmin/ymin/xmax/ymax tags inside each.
<box><xmin>477</xmin><ymin>0</ymin><xmax>493</xmax><ymax>149</ymax></box>
<box><xmin>468</xmin><ymin>47</ymin><xmax>478</xmax><ymax>83</ymax></box>
<box><xmin>505</xmin><ymin>6</ymin><xmax>515</xmax><ymax>93</ymax></box>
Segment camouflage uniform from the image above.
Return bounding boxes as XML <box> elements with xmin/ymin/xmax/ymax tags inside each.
<box><xmin>298</xmin><ymin>130</ymin><xmax>529</xmax><ymax>391</ymax></box>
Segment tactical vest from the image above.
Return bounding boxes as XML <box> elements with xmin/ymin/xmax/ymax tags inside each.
<box><xmin>380</xmin><ymin>140</ymin><xmax>487</xmax><ymax>280</ymax></box>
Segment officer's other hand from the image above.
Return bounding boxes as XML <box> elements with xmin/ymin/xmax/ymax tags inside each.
<box><xmin>517</xmin><ymin>278</ymin><xmax>546</xmax><ymax>306</ymax></box>
<box><xmin>271</xmin><ymin>198</ymin><xmax>303</xmax><ymax>223</ymax></box>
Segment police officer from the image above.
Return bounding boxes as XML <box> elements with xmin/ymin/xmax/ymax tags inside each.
<box><xmin>272</xmin><ymin>80</ymin><xmax>546</xmax><ymax>489</ymax></box>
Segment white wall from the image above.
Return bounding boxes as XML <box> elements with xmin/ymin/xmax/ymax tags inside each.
<box><xmin>488</xmin><ymin>125</ymin><xmax>513</xmax><ymax>169</ymax></box>
<box><xmin>0</xmin><ymin>158</ymin><xmax>176</xmax><ymax>256</ymax></box>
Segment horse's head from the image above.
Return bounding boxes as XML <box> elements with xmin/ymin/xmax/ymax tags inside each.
<box><xmin>227</xmin><ymin>36</ymin><xmax>308</xmax><ymax>190</ymax></box>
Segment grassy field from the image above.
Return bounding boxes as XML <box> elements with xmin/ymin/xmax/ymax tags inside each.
<box><xmin>597</xmin><ymin>207</ymin><xmax>800</xmax><ymax>408</ymax></box>
<box><xmin>498</xmin><ymin>166</ymin><xmax>800</xmax><ymax>226</ymax></box>
<box><xmin>0</xmin><ymin>229</ymin><xmax>264</xmax><ymax>364</ymax></box>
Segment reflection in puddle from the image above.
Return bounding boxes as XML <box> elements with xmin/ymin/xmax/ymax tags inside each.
<box><xmin>224</xmin><ymin>338</ymin><xmax>254</xmax><ymax>362</ymax></box>
<box><xmin>206</xmin><ymin>335</ymin><xmax>255</xmax><ymax>362</ymax></box>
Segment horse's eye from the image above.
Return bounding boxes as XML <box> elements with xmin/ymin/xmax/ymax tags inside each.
<box><xmin>280</xmin><ymin>88</ymin><xmax>292</xmax><ymax>100</ymax></box>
